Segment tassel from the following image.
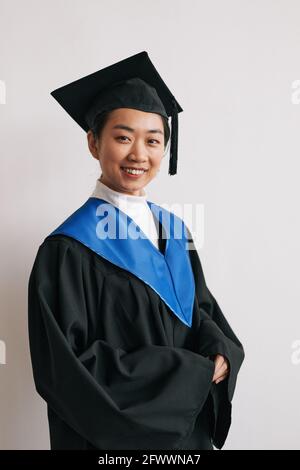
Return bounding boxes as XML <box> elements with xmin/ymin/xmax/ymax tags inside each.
<box><xmin>168</xmin><ymin>98</ymin><xmax>178</xmax><ymax>176</ymax></box>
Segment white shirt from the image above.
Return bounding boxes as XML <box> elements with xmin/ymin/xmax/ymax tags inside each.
<box><xmin>90</xmin><ymin>178</ymin><xmax>159</xmax><ymax>249</ymax></box>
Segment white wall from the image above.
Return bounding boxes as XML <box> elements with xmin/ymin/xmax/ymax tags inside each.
<box><xmin>1</xmin><ymin>0</ymin><xmax>300</xmax><ymax>450</ymax></box>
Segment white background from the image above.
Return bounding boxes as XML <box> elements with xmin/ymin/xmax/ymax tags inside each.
<box><xmin>0</xmin><ymin>0</ymin><xmax>300</xmax><ymax>449</ymax></box>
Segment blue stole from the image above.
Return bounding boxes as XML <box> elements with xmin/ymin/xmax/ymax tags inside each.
<box><xmin>47</xmin><ymin>197</ymin><xmax>195</xmax><ymax>328</ymax></box>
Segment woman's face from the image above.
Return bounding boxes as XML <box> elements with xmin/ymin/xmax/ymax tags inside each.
<box><xmin>87</xmin><ymin>107</ymin><xmax>165</xmax><ymax>196</ymax></box>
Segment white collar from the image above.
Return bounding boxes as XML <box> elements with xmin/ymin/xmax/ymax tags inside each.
<box><xmin>90</xmin><ymin>177</ymin><xmax>159</xmax><ymax>249</ymax></box>
<box><xmin>91</xmin><ymin>178</ymin><xmax>148</xmax><ymax>208</ymax></box>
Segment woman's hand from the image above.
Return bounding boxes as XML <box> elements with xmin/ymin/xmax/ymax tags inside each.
<box><xmin>211</xmin><ymin>354</ymin><xmax>230</xmax><ymax>384</ymax></box>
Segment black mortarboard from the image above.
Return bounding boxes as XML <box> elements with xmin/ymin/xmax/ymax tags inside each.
<box><xmin>50</xmin><ymin>51</ymin><xmax>183</xmax><ymax>175</ymax></box>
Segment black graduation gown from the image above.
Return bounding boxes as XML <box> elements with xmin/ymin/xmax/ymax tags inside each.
<box><xmin>27</xmin><ymin>214</ymin><xmax>245</xmax><ymax>450</ymax></box>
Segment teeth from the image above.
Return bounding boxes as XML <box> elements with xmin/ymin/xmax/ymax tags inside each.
<box><xmin>122</xmin><ymin>167</ymin><xmax>145</xmax><ymax>175</ymax></box>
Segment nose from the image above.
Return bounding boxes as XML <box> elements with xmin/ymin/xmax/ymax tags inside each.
<box><xmin>127</xmin><ymin>140</ymin><xmax>148</xmax><ymax>163</ymax></box>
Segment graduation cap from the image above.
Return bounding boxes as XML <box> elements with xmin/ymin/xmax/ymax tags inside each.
<box><xmin>50</xmin><ymin>51</ymin><xmax>183</xmax><ymax>175</ymax></box>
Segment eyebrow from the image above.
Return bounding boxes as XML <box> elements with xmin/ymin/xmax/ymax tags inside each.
<box><xmin>112</xmin><ymin>124</ymin><xmax>164</xmax><ymax>135</ymax></box>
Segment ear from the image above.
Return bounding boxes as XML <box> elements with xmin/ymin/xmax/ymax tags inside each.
<box><xmin>87</xmin><ymin>130</ymin><xmax>99</xmax><ymax>160</ymax></box>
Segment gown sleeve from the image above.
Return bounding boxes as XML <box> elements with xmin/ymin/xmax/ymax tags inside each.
<box><xmin>186</xmin><ymin>228</ymin><xmax>245</xmax><ymax>449</ymax></box>
<box><xmin>27</xmin><ymin>236</ymin><xmax>216</xmax><ymax>450</ymax></box>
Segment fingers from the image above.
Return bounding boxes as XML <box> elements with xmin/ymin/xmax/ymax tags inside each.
<box><xmin>212</xmin><ymin>362</ymin><xmax>228</xmax><ymax>382</ymax></box>
<box><xmin>212</xmin><ymin>354</ymin><xmax>225</xmax><ymax>377</ymax></box>
<box><xmin>212</xmin><ymin>354</ymin><xmax>229</xmax><ymax>383</ymax></box>
<box><xmin>213</xmin><ymin>354</ymin><xmax>225</xmax><ymax>372</ymax></box>
<box><xmin>215</xmin><ymin>373</ymin><xmax>228</xmax><ymax>384</ymax></box>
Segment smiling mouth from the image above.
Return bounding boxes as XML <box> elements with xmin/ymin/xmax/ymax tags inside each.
<box><xmin>121</xmin><ymin>167</ymin><xmax>149</xmax><ymax>175</ymax></box>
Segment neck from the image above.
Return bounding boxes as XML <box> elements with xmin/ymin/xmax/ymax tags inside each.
<box><xmin>99</xmin><ymin>175</ymin><xmax>146</xmax><ymax>197</ymax></box>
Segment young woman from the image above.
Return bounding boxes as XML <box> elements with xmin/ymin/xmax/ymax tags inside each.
<box><xmin>28</xmin><ymin>51</ymin><xmax>245</xmax><ymax>450</ymax></box>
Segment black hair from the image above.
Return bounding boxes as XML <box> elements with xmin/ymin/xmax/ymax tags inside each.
<box><xmin>90</xmin><ymin>109</ymin><xmax>170</xmax><ymax>151</ymax></box>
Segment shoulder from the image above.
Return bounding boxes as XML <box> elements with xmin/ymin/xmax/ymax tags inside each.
<box><xmin>28</xmin><ymin>235</ymin><xmax>81</xmax><ymax>283</ymax></box>
<box><xmin>34</xmin><ymin>234</ymin><xmax>82</xmax><ymax>262</ymax></box>
<box><xmin>31</xmin><ymin>234</ymin><xmax>126</xmax><ymax>279</ymax></box>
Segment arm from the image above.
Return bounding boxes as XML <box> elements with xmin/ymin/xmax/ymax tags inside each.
<box><xmin>186</xmin><ymin>227</ymin><xmax>245</xmax><ymax>448</ymax></box>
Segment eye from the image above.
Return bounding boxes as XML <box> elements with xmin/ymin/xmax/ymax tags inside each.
<box><xmin>116</xmin><ymin>136</ymin><xmax>160</xmax><ymax>145</ymax></box>
<box><xmin>116</xmin><ymin>135</ymin><xmax>130</xmax><ymax>142</ymax></box>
